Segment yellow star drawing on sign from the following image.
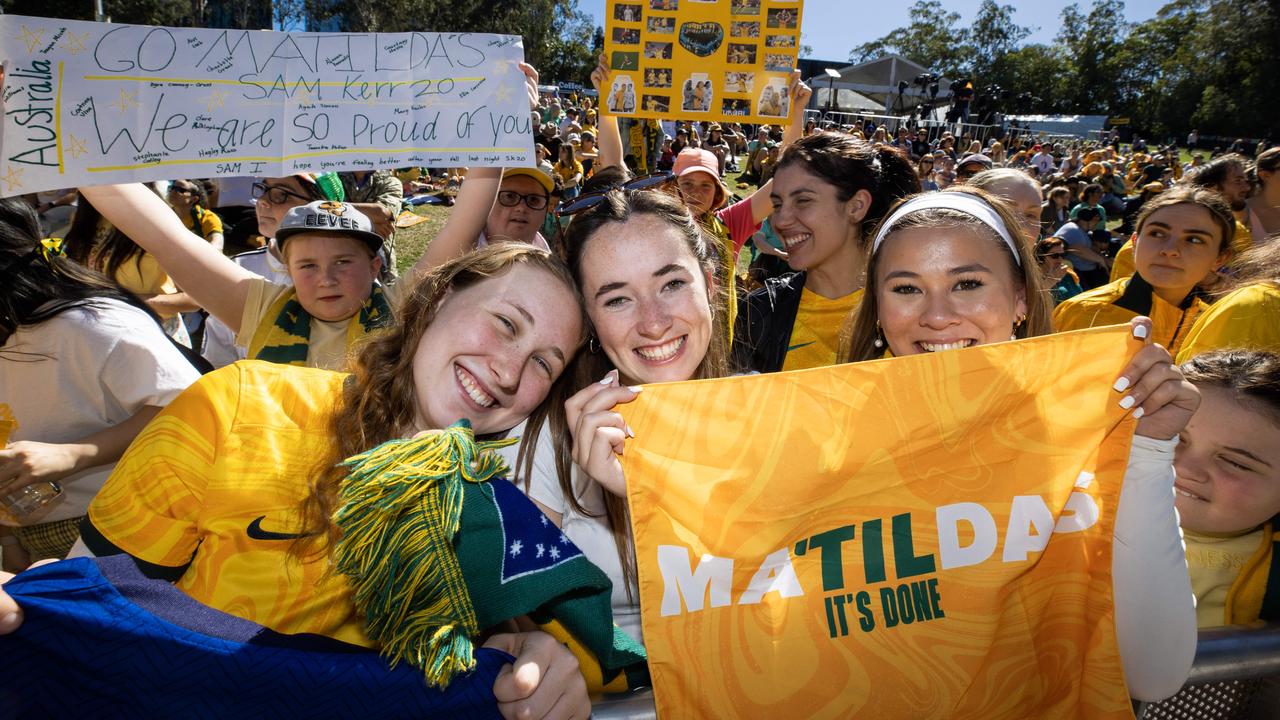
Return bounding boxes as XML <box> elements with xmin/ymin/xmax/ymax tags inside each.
<box><xmin>494</xmin><ymin>84</ymin><xmax>513</xmax><ymax>102</ymax></box>
<box><xmin>492</xmin><ymin>59</ymin><xmax>513</xmax><ymax>74</ymax></box>
<box><xmin>293</xmin><ymin>86</ymin><xmax>315</xmax><ymax>104</ymax></box>
<box><xmin>62</xmin><ymin>31</ymin><xmax>90</xmax><ymax>55</ymax></box>
<box><xmin>111</xmin><ymin>88</ymin><xmax>140</xmax><ymax>114</ymax></box>
<box><xmin>17</xmin><ymin>25</ymin><xmax>46</xmax><ymax>54</ymax></box>
<box><xmin>67</xmin><ymin>134</ymin><xmax>89</xmax><ymax>159</ymax></box>
<box><xmin>202</xmin><ymin>88</ymin><xmax>228</xmax><ymax>112</ymax></box>
<box><xmin>2</xmin><ymin>166</ymin><xmax>24</xmax><ymax>192</ymax></box>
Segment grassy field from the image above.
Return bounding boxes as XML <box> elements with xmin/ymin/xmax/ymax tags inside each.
<box><xmin>393</xmin><ymin>203</ymin><xmax>453</xmax><ymax>274</ymax></box>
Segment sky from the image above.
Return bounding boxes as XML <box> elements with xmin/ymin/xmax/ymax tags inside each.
<box><xmin>579</xmin><ymin>0</ymin><xmax>1169</xmax><ymax>62</ymax></box>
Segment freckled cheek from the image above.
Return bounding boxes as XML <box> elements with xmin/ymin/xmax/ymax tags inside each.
<box><xmin>594</xmin><ymin>310</ymin><xmax>635</xmax><ymax>348</ymax></box>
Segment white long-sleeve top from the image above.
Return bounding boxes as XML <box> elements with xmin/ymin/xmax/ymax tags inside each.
<box><xmin>1113</xmin><ymin>434</ymin><xmax>1197</xmax><ymax>701</ymax></box>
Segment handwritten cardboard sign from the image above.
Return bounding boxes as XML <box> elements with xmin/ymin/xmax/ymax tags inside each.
<box><xmin>603</xmin><ymin>0</ymin><xmax>803</xmax><ymax>124</ymax></box>
<box><xmin>0</xmin><ymin>15</ymin><xmax>535</xmax><ymax>196</ymax></box>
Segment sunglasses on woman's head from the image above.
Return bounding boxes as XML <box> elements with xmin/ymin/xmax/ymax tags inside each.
<box><xmin>555</xmin><ymin>172</ymin><xmax>673</xmax><ymax>216</ymax></box>
<box><xmin>1038</xmin><ymin>251</ymin><xmax>1067</xmax><ymax>261</ymax></box>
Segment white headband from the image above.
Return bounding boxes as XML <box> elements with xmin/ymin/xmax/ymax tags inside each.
<box><xmin>871</xmin><ymin>193</ymin><xmax>1021</xmax><ymax>265</ymax></box>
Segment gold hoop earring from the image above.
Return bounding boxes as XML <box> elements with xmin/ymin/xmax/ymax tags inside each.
<box><xmin>1011</xmin><ymin>313</ymin><xmax>1027</xmax><ymax>341</ymax></box>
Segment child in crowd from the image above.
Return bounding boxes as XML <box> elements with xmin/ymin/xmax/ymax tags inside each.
<box><xmin>81</xmin><ymin>185</ymin><xmax>394</xmax><ymax>371</ymax></box>
<box><xmin>1176</xmin><ymin>350</ymin><xmax>1280</xmax><ymax>627</ymax></box>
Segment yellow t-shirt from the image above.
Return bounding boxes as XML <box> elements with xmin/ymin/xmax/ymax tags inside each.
<box><xmin>782</xmin><ymin>288</ymin><xmax>864</xmax><ymax>372</ymax></box>
<box><xmin>1185</xmin><ymin>528</ymin><xmax>1266</xmax><ymax>628</ymax></box>
<box><xmin>554</xmin><ymin>159</ymin><xmax>583</xmax><ymax>186</ymax></box>
<box><xmin>1176</xmin><ymin>283</ymin><xmax>1280</xmax><ymax>364</ymax></box>
<box><xmin>1109</xmin><ymin>238</ymin><xmax>1135</xmax><ymax>283</ymax></box>
<box><xmin>87</xmin><ymin>361</ymin><xmax>371</xmax><ymax>646</ymax></box>
<box><xmin>111</xmin><ymin>252</ymin><xmax>177</xmax><ymax>297</ymax></box>
<box><xmin>1052</xmin><ymin>276</ymin><xmax>1206</xmax><ymax>356</ymax></box>
<box><xmin>180</xmin><ymin>206</ymin><xmax>224</xmax><ymax>241</ymax></box>
<box><xmin>235</xmin><ymin>278</ymin><xmax>404</xmax><ymax>371</ymax></box>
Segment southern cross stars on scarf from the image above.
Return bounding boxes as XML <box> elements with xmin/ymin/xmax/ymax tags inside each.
<box><xmin>330</xmin><ymin>421</ymin><xmax>649</xmax><ymax>692</ymax></box>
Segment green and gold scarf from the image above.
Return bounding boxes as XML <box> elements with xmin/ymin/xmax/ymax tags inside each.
<box><xmin>248</xmin><ymin>283</ymin><xmax>393</xmax><ymax>366</ymax></box>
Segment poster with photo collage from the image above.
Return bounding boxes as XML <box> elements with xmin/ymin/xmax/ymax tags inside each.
<box><xmin>604</xmin><ymin>0</ymin><xmax>803</xmax><ymax>124</ymax></box>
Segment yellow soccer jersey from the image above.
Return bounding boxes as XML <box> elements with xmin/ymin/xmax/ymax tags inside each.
<box><xmin>782</xmin><ymin>288</ymin><xmax>864</xmax><ymax>372</ymax></box>
<box><xmin>1053</xmin><ymin>275</ymin><xmax>1206</xmax><ymax>356</ymax></box>
<box><xmin>1176</xmin><ymin>283</ymin><xmax>1280</xmax><ymax>364</ymax></box>
<box><xmin>87</xmin><ymin>361</ymin><xmax>371</xmax><ymax>647</ymax></box>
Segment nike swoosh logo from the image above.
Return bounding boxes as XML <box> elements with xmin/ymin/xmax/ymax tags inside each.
<box><xmin>246</xmin><ymin>515</ymin><xmax>311</xmax><ymax>541</ymax></box>
<box><xmin>786</xmin><ymin>341</ymin><xmax>815</xmax><ymax>352</ymax></box>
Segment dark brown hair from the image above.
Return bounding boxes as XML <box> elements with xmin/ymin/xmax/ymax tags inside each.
<box><xmin>1181</xmin><ymin>350</ymin><xmax>1280</xmax><ymax>426</ymax></box>
<box><xmin>773</xmin><ymin>132</ymin><xmax>921</xmax><ymax>247</ymax></box>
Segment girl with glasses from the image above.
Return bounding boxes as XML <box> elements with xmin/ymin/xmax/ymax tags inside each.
<box><xmin>1036</xmin><ymin>237</ymin><xmax>1083</xmax><ymax>304</ymax></box>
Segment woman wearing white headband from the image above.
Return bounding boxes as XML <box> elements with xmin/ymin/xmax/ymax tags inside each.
<box><xmin>839</xmin><ymin>186</ymin><xmax>1198</xmax><ymax>701</ymax></box>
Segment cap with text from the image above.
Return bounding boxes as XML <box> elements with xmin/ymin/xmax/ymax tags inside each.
<box><xmin>274</xmin><ymin>201</ymin><xmax>385</xmax><ymax>252</ymax></box>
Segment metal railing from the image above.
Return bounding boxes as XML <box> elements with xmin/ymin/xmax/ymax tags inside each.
<box><xmin>592</xmin><ymin>625</ymin><xmax>1280</xmax><ymax>720</ymax></box>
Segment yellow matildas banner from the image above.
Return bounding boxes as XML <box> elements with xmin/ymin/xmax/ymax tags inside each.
<box><xmin>620</xmin><ymin>326</ymin><xmax>1140</xmax><ymax>719</ymax></box>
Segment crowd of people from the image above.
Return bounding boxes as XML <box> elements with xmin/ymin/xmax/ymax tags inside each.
<box><xmin>2</xmin><ymin>51</ymin><xmax>1280</xmax><ymax>717</ymax></box>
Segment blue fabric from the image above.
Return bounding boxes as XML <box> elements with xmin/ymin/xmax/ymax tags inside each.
<box><xmin>1053</xmin><ymin>222</ymin><xmax>1100</xmax><ymax>272</ymax></box>
<box><xmin>0</xmin><ymin>557</ymin><xmax>509</xmax><ymax>720</ymax></box>
<box><xmin>491</xmin><ymin>476</ymin><xmax>586</xmax><ymax>583</ymax></box>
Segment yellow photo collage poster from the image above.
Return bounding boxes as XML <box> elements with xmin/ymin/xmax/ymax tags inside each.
<box><xmin>604</xmin><ymin>0</ymin><xmax>804</xmax><ymax>124</ymax></box>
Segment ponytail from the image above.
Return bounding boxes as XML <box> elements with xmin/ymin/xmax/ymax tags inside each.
<box><xmin>774</xmin><ymin>133</ymin><xmax>920</xmax><ymax>247</ymax></box>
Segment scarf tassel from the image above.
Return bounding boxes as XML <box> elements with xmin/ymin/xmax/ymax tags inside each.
<box><xmin>331</xmin><ymin>421</ymin><xmax>517</xmax><ymax>688</ymax></box>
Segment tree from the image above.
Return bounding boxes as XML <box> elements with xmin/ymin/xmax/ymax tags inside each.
<box><xmin>987</xmin><ymin>44</ymin><xmax>1071</xmax><ymax>113</ymax></box>
<box><xmin>849</xmin><ymin>0</ymin><xmax>971</xmax><ymax>79</ymax></box>
<box><xmin>969</xmin><ymin>0</ymin><xmax>1032</xmax><ymax>83</ymax></box>
<box><xmin>301</xmin><ymin>0</ymin><xmax>596</xmax><ymax>85</ymax></box>
<box><xmin>1053</xmin><ymin>0</ymin><xmax>1140</xmax><ymax>116</ymax></box>
<box><xmin>2</xmin><ymin>0</ymin><xmax>188</xmax><ymax>25</ymax></box>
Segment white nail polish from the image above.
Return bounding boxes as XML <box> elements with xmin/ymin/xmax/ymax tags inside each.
<box><xmin>599</xmin><ymin>371</ymin><xmax>615</xmax><ymax>385</ymax></box>
<box><xmin>628</xmin><ymin>386</ymin><xmax>643</xmax><ymax>393</ymax></box>
<box><xmin>1113</xmin><ymin>377</ymin><xmax>1130</xmax><ymax>392</ymax></box>
<box><xmin>1119</xmin><ymin>395</ymin><xmax>1136</xmax><ymax>409</ymax></box>
<box><xmin>1133</xmin><ymin>325</ymin><xmax>1149</xmax><ymax>339</ymax></box>
<box><xmin>1132</xmin><ymin>406</ymin><xmax>1145</xmax><ymax>420</ymax></box>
